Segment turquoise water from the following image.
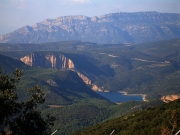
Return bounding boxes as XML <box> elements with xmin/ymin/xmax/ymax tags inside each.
<box><xmin>97</xmin><ymin>92</ymin><xmax>143</xmax><ymax>103</ymax></box>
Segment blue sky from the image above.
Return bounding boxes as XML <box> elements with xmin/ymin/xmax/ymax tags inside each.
<box><xmin>0</xmin><ymin>0</ymin><xmax>180</xmax><ymax>35</ymax></box>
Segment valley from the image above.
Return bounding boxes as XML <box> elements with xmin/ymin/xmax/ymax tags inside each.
<box><xmin>0</xmin><ymin>9</ymin><xmax>180</xmax><ymax>134</ymax></box>
<box><xmin>0</xmin><ymin>38</ymin><xmax>180</xmax><ymax>134</ymax></box>
<box><xmin>1</xmin><ymin>38</ymin><xmax>180</xmax><ymax>100</ymax></box>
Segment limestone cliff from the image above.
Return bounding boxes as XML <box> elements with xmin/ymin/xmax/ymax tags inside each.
<box><xmin>20</xmin><ymin>54</ymin><xmax>34</xmax><ymax>66</ymax></box>
<box><xmin>161</xmin><ymin>94</ymin><xmax>180</xmax><ymax>103</ymax></box>
<box><xmin>77</xmin><ymin>72</ymin><xmax>91</xmax><ymax>85</ymax></box>
<box><xmin>20</xmin><ymin>53</ymin><xmax>74</xmax><ymax>69</ymax></box>
<box><xmin>20</xmin><ymin>53</ymin><xmax>106</xmax><ymax>90</ymax></box>
<box><xmin>20</xmin><ymin>53</ymin><xmax>92</xmax><ymax>85</ymax></box>
<box><xmin>45</xmin><ymin>55</ymin><xmax>56</xmax><ymax>68</ymax></box>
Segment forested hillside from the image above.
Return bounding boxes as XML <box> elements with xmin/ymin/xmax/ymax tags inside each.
<box><xmin>0</xmin><ymin>54</ymin><xmax>165</xmax><ymax>135</ymax></box>
<box><xmin>0</xmin><ymin>38</ymin><xmax>180</xmax><ymax>134</ymax></box>
<box><xmin>71</xmin><ymin>99</ymin><xmax>180</xmax><ymax>135</ymax></box>
<box><xmin>0</xmin><ymin>38</ymin><xmax>180</xmax><ymax>100</ymax></box>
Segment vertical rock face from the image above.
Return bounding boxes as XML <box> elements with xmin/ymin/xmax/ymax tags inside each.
<box><xmin>20</xmin><ymin>53</ymin><xmax>92</xmax><ymax>86</ymax></box>
<box><xmin>20</xmin><ymin>53</ymin><xmax>113</xmax><ymax>92</ymax></box>
<box><xmin>20</xmin><ymin>53</ymin><xmax>74</xmax><ymax>69</ymax></box>
<box><xmin>20</xmin><ymin>53</ymin><xmax>105</xmax><ymax>90</ymax></box>
<box><xmin>45</xmin><ymin>55</ymin><xmax>56</xmax><ymax>68</ymax></box>
<box><xmin>20</xmin><ymin>54</ymin><xmax>33</xmax><ymax>66</ymax></box>
<box><xmin>61</xmin><ymin>55</ymin><xmax>74</xmax><ymax>69</ymax></box>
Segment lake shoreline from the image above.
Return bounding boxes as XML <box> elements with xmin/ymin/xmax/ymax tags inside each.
<box><xmin>118</xmin><ymin>91</ymin><xmax>148</xmax><ymax>102</ymax></box>
<box><xmin>96</xmin><ymin>90</ymin><xmax>149</xmax><ymax>103</ymax></box>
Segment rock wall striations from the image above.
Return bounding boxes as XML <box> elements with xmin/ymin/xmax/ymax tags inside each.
<box><xmin>20</xmin><ymin>53</ymin><xmax>74</xmax><ymax>69</ymax></box>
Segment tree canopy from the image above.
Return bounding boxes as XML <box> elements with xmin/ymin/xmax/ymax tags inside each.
<box><xmin>0</xmin><ymin>69</ymin><xmax>55</xmax><ymax>135</ymax></box>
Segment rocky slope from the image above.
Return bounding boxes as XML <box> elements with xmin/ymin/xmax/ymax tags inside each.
<box><xmin>161</xmin><ymin>94</ymin><xmax>180</xmax><ymax>102</ymax></box>
<box><xmin>1</xmin><ymin>12</ymin><xmax>180</xmax><ymax>44</ymax></box>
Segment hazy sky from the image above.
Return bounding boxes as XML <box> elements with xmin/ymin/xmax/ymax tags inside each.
<box><xmin>0</xmin><ymin>0</ymin><xmax>180</xmax><ymax>35</ymax></box>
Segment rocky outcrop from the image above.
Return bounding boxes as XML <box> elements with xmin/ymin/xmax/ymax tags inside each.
<box><xmin>20</xmin><ymin>53</ymin><xmax>93</xmax><ymax>85</ymax></box>
<box><xmin>1</xmin><ymin>12</ymin><xmax>180</xmax><ymax>44</ymax></box>
<box><xmin>77</xmin><ymin>72</ymin><xmax>91</xmax><ymax>85</ymax></box>
<box><xmin>20</xmin><ymin>55</ymin><xmax>34</xmax><ymax>66</ymax></box>
<box><xmin>91</xmin><ymin>84</ymin><xmax>103</xmax><ymax>92</ymax></box>
<box><xmin>20</xmin><ymin>53</ymin><xmax>74</xmax><ymax>69</ymax></box>
<box><xmin>161</xmin><ymin>94</ymin><xmax>180</xmax><ymax>103</ymax></box>
<box><xmin>46</xmin><ymin>79</ymin><xmax>57</xmax><ymax>86</ymax></box>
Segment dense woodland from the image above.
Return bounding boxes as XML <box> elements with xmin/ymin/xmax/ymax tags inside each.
<box><xmin>71</xmin><ymin>99</ymin><xmax>180</xmax><ymax>135</ymax></box>
<box><xmin>0</xmin><ymin>38</ymin><xmax>180</xmax><ymax>134</ymax></box>
<box><xmin>0</xmin><ymin>38</ymin><xmax>180</xmax><ymax>99</ymax></box>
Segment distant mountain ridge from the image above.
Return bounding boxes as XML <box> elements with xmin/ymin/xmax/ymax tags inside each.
<box><xmin>0</xmin><ymin>12</ymin><xmax>180</xmax><ymax>44</ymax></box>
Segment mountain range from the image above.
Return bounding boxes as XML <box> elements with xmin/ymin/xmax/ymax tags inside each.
<box><xmin>0</xmin><ymin>12</ymin><xmax>180</xmax><ymax>44</ymax></box>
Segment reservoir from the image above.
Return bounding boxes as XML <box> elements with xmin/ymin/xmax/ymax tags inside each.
<box><xmin>97</xmin><ymin>91</ymin><xmax>143</xmax><ymax>103</ymax></box>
